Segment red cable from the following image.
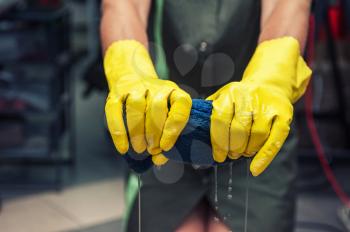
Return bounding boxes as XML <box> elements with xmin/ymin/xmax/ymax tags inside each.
<box><xmin>305</xmin><ymin>14</ymin><xmax>350</xmax><ymax>208</ymax></box>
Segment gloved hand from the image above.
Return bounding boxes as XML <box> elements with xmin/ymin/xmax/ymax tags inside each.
<box><xmin>104</xmin><ymin>40</ymin><xmax>192</xmax><ymax>166</ymax></box>
<box><xmin>207</xmin><ymin>37</ymin><xmax>312</xmax><ymax>176</ymax></box>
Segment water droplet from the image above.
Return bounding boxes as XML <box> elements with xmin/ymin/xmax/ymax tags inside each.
<box><xmin>223</xmin><ymin>216</ymin><xmax>227</xmax><ymax>221</ymax></box>
<box><xmin>244</xmin><ymin>159</ymin><xmax>251</xmax><ymax>232</ymax></box>
<box><xmin>227</xmin><ymin>163</ymin><xmax>233</xmax><ymax>200</ymax></box>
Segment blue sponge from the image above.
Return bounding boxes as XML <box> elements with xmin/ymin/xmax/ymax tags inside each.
<box><xmin>123</xmin><ymin>99</ymin><xmax>230</xmax><ymax>173</ymax></box>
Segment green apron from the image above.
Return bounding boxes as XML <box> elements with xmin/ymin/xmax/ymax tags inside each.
<box><xmin>149</xmin><ymin>0</ymin><xmax>260</xmax><ymax>96</ymax></box>
<box><xmin>125</xmin><ymin>0</ymin><xmax>298</xmax><ymax>231</ymax></box>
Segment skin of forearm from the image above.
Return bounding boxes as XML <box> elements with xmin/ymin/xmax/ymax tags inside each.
<box><xmin>100</xmin><ymin>0</ymin><xmax>150</xmax><ymax>53</ymax></box>
<box><xmin>259</xmin><ymin>0</ymin><xmax>312</xmax><ymax>52</ymax></box>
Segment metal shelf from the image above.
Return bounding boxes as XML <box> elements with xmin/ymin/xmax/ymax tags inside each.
<box><xmin>0</xmin><ymin>52</ymin><xmax>71</xmax><ymax>67</ymax></box>
<box><xmin>0</xmin><ymin>132</ymin><xmax>71</xmax><ymax>164</ymax></box>
<box><xmin>0</xmin><ymin>94</ymin><xmax>68</xmax><ymax>120</ymax></box>
<box><xmin>0</xmin><ymin>5</ymin><xmax>75</xmax><ymax>191</ymax></box>
<box><xmin>2</xmin><ymin>6</ymin><xmax>69</xmax><ymax>22</ymax></box>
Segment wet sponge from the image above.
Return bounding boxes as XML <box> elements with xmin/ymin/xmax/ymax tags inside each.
<box><xmin>124</xmin><ymin>99</ymin><xmax>215</xmax><ymax>173</ymax></box>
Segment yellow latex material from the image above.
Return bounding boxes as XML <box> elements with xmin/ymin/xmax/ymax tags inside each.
<box><xmin>104</xmin><ymin>40</ymin><xmax>192</xmax><ymax>166</ymax></box>
<box><xmin>207</xmin><ymin>37</ymin><xmax>312</xmax><ymax>176</ymax></box>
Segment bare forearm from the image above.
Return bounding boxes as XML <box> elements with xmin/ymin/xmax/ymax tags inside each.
<box><xmin>259</xmin><ymin>0</ymin><xmax>312</xmax><ymax>52</ymax></box>
<box><xmin>100</xmin><ymin>0</ymin><xmax>151</xmax><ymax>53</ymax></box>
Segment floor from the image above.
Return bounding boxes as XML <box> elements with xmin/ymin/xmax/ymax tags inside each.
<box><xmin>0</xmin><ymin>62</ymin><xmax>349</xmax><ymax>232</ymax></box>
<box><xmin>0</xmin><ymin>69</ymin><xmax>127</xmax><ymax>232</ymax></box>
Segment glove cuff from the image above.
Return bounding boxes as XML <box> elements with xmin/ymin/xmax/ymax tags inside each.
<box><xmin>242</xmin><ymin>37</ymin><xmax>312</xmax><ymax>103</ymax></box>
<box><xmin>103</xmin><ymin>40</ymin><xmax>158</xmax><ymax>89</ymax></box>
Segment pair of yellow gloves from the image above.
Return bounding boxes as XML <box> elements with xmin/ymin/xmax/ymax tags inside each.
<box><xmin>104</xmin><ymin>37</ymin><xmax>312</xmax><ymax>176</ymax></box>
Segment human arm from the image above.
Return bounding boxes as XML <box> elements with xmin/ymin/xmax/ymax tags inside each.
<box><xmin>208</xmin><ymin>0</ymin><xmax>313</xmax><ymax>176</ymax></box>
<box><xmin>101</xmin><ymin>0</ymin><xmax>192</xmax><ymax>165</ymax></box>
<box><xmin>260</xmin><ymin>0</ymin><xmax>312</xmax><ymax>51</ymax></box>
<box><xmin>100</xmin><ymin>0</ymin><xmax>151</xmax><ymax>52</ymax></box>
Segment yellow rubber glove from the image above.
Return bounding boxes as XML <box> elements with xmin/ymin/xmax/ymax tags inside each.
<box><xmin>207</xmin><ymin>37</ymin><xmax>312</xmax><ymax>176</ymax></box>
<box><xmin>104</xmin><ymin>40</ymin><xmax>192</xmax><ymax>166</ymax></box>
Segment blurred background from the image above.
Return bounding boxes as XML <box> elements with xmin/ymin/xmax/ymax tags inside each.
<box><xmin>0</xmin><ymin>0</ymin><xmax>350</xmax><ymax>231</ymax></box>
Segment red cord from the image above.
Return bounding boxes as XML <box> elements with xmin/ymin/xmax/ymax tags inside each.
<box><xmin>305</xmin><ymin>14</ymin><xmax>350</xmax><ymax>208</ymax></box>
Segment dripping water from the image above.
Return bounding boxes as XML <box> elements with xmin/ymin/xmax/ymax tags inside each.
<box><xmin>243</xmin><ymin>159</ymin><xmax>251</xmax><ymax>232</ymax></box>
<box><xmin>227</xmin><ymin>162</ymin><xmax>233</xmax><ymax>200</ymax></box>
<box><xmin>214</xmin><ymin>165</ymin><xmax>218</xmax><ymax>207</ymax></box>
<box><xmin>138</xmin><ymin>174</ymin><xmax>142</xmax><ymax>232</ymax></box>
<box><xmin>224</xmin><ymin>161</ymin><xmax>234</xmax><ymax>226</ymax></box>
<box><xmin>213</xmin><ymin>166</ymin><xmax>219</xmax><ymax>222</ymax></box>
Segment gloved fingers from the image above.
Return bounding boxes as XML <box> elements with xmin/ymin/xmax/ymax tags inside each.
<box><xmin>152</xmin><ymin>153</ymin><xmax>169</xmax><ymax>166</ymax></box>
<box><xmin>145</xmin><ymin>90</ymin><xmax>170</xmax><ymax>155</ymax></box>
<box><xmin>160</xmin><ymin>89</ymin><xmax>192</xmax><ymax>151</ymax></box>
<box><xmin>250</xmin><ymin>118</ymin><xmax>290</xmax><ymax>176</ymax></box>
<box><xmin>210</xmin><ymin>94</ymin><xmax>234</xmax><ymax>163</ymax></box>
<box><xmin>244</xmin><ymin>113</ymin><xmax>273</xmax><ymax>156</ymax></box>
<box><xmin>126</xmin><ymin>91</ymin><xmax>147</xmax><ymax>153</ymax></box>
<box><xmin>228</xmin><ymin>151</ymin><xmax>242</xmax><ymax>160</ymax></box>
<box><xmin>105</xmin><ymin>94</ymin><xmax>129</xmax><ymax>154</ymax></box>
<box><xmin>229</xmin><ymin>97</ymin><xmax>253</xmax><ymax>158</ymax></box>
